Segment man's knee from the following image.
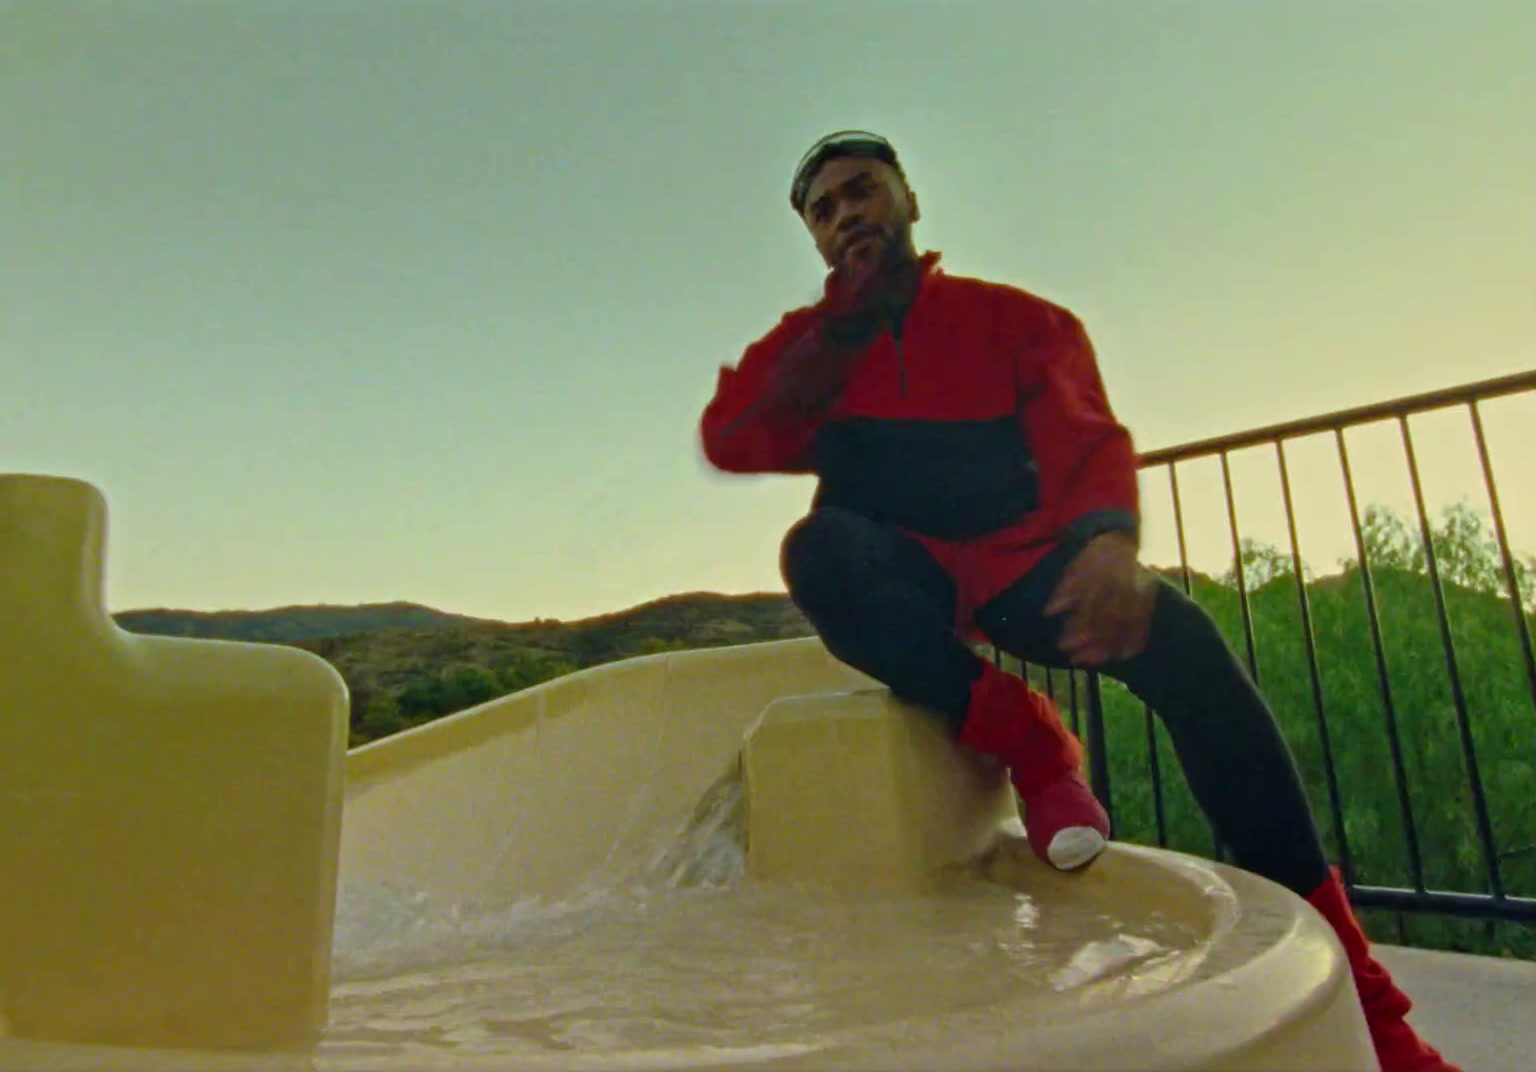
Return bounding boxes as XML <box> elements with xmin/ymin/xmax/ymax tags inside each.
<box><xmin>779</xmin><ymin>507</ymin><xmax>868</xmax><ymax>595</ymax></box>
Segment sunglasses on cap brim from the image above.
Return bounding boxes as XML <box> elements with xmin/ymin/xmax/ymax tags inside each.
<box><xmin>790</xmin><ymin>130</ymin><xmax>898</xmax><ymax>213</ymax></box>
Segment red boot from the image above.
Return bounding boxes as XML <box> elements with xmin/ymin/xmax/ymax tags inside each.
<box><xmin>1306</xmin><ymin>870</ymin><xmax>1460</xmax><ymax>1072</ymax></box>
<box><xmin>957</xmin><ymin>663</ymin><xmax>1110</xmax><ymax>870</ymax></box>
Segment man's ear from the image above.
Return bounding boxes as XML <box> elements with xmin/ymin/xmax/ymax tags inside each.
<box><xmin>905</xmin><ymin>184</ymin><xmax>921</xmax><ymax>223</ymax></box>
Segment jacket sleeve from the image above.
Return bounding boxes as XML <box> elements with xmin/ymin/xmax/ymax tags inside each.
<box><xmin>699</xmin><ymin>309</ymin><xmax>823</xmax><ymax>474</ymax></box>
<box><xmin>1015</xmin><ymin>303</ymin><xmax>1141</xmax><ymax>547</ymax></box>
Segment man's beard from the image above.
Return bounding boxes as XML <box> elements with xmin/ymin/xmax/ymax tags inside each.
<box><xmin>843</xmin><ymin>219</ymin><xmax>913</xmax><ymax>272</ymax></box>
<box><xmin>877</xmin><ymin>220</ymin><xmax>915</xmax><ymax>267</ymax></box>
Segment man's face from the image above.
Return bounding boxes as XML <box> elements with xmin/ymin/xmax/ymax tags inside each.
<box><xmin>800</xmin><ymin>155</ymin><xmax>920</xmax><ymax>272</ymax></box>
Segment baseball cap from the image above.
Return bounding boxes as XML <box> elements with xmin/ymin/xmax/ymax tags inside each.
<box><xmin>789</xmin><ymin>130</ymin><xmax>902</xmax><ymax>214</ymax></box>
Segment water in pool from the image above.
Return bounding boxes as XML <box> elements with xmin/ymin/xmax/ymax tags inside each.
<box><xmin>323</xmin><ymin>777</ymin><xmax>1202</xmax><ymax>1065</ymax></box>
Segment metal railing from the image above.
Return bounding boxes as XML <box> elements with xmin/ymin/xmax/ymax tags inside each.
<box><xmin>1026</xmin><ymin>370</ymin><xmax>1536</xmax><ymax>925</ymax></box>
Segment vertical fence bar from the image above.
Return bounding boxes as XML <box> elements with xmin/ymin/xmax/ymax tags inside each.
<box><xmin>1220</xmin><ymin>451</ymin><xmax>1262</xmax><ymax>683</ymax></box>
<box><xmin>1217</xmin><ymin>448</ymin><xmax>1259</xmax><ymax>857</ymax></box>
<box><xmin>1337</xmin><ymin>428</ymin><xmax>1426</xmax><ymax>892</ymax></box>
<box><xmin>1469</xmin><ymin>400</ymin><xmax>1536</xmax><ymax>726</ymax></box>
<box><xmin>1144</xmin><ymin>701</ymin><xmax>1168</xmax><ymax>846</ymax></box>
<box><xmin>1086</xmin><ymin>673</ymin><xmax>1113</xmax><ymax>827</ymax></box>
<box><xmin>1117</xmin><ymin>463</ymin><xmax>1180</xmax><ymax>848</ymax></box>
<box><xmin>1169</xmin><ymin>463</ymin><xmax>1194</xmax><ymax>596</ymax></box>
<box><xmin>1399</xmin><ymin>416</ymin><xmax>1504</xmax><ymax>899</ymax></box>
<box><xmin>1276</xmin><ymin>440</ymin><xmax>1354</xmax><ymax>882</ymax></box>
<box><xmin>1068</xmin><ymin>670</ymin><xmax>1081</xmax><ymax>740</ymax></box>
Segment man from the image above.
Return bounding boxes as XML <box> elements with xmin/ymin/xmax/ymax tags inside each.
<box><xmin>699</xmin><ymin>130</ymin><xmax>1456</xmax><ymax>1072</ymax></box>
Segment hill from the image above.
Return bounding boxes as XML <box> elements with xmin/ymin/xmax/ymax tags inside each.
<box><xmin>115</xmin><ymin>592</ymin><xmax>814</xmax><ymax>744</ymax></box>
<box><xmin>115</xmin><ymin>591</ymin><xmax>811</xmax><ymax>655</ymax></box>
<box><xmin>114</xmin><ymin>601</ymin><xmax>493</xmax><ymax>642</ymax></box>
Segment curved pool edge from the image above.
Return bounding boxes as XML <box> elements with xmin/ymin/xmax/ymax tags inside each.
<box><xmin>671</xmin><ymin>841</ymin><xmax>1377</xmax><ymax>1072</ymax></box>
<box><xmin>0</xmin><ymin>843</ymin><xmax>1377</xmax><ymax>1072</ymax></box>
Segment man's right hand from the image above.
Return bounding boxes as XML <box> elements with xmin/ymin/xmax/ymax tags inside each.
<box><xmin>824</xmin><ymin>237</ymin><xmax>918</xmax><ymax>345</ymax></box>
<box><xmin>757</xmin><ymin>322</ymin><xmax>863</xmax><ymax>421</ymax></box>
<box><xmin>760</xmin><ymin>242</ymin><xmax>917</xmax><ymax>420</ymax></box>
<box><xmin>1045</xmin><ymin>531</ymin><xmax>1157</xmax><ymax>668</ymax></box>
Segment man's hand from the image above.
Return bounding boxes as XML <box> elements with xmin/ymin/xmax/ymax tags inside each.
<box><xmin>757</xmin><ymin>322</ymin><xmax>864</xmax><ymax>421</ymax></box>
<box><xmin>759</xmin><ymin>242</ymin><xmax>918</xmax><ymax>421</ymax></box>
<box><xmin>1044</xmin><ymin>530</ymin><xmax>1157</xmax><ymax>668</ymax></box>
<box><xmin>824</xmin><ymin>236</ymin><xmax>919</xmax><ymax>346</ymax></box>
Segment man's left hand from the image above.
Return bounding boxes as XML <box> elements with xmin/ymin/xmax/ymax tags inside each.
<box><xmin>1044</xmin><ymin>531</ymin><xmax>1158</xmax><ymax>668</ymax></box>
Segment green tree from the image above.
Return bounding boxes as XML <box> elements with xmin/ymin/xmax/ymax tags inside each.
<box><xmin>1432</xmin><ymin>502</ymin><xmax>1502</xmax><ymax>593</ymax></box>
<box><xmin>637</xmin><ymin>636</ymin><xmax>691</xmax><ymax>655</ymax></box>
<box><xmin>1223</xmin><ymin>537</ymin><xmax>1300</xmax><ymax>591</ymax></box>
<box><xmin>355</xmin><ymin>692</ymin><xmax>409</xmax><ymax>744</ymax></box>
<box><xmin>1339</xmin><ymin>503</ymin><xmax>1425</xmax><ymax>574</ymax></box>
<box><xmin>397</xmin><ymin>664</ymin><xmax>502</xmax><ymax>721</ymax></box>
<box><xmin>495</xmin><ymin>651</ymin><xmax>577</xmax><ymax>691</ymax></box>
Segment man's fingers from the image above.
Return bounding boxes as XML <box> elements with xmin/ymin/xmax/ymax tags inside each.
<box><xmin>1062</xmin><ymin>631</ymin><xmax>1111</xmax><ymax>668</ymax></box>
<box><xmin>1056</xmin><ymin>602</ymin><xmax>1088</xmax><ymax>652</ymax></box>
<box><xmin>833</xmin><ymin>253</ymin><xmax>883</xmax><ymax>310</ymax></box>
<box><xmin>1044</xmin><ymin>592</ymin><xmax>1075</xmax><ymax>617</ymax></box>
<box><xmin>1045</xmin><ymin>570</ymin><xmax>1084</xmax><ymax>616</ymax></box>
<box><xmin>1095</xmin><ymin>588</ymin><xmax>1153</xmax><ymax>665</ymax></box>
<box><xmin>1054</xmin><ymin>559</ymin><xmax>1157</xmax><ymax>668</ymax></box>
<box><xmin>1057</xmin><ymin>593</ymin><xmax>1106</xmax><ymax>665</ymax></box>
<box><xmin>1066</xmin><ymin>583</ymin><xmax>1129</xmax><ymax>667</ymax></box>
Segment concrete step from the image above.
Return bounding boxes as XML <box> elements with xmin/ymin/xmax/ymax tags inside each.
<box><xmin>1375</xmin><ymin>945</ymin><xmax>1536</xmax><ymax>1072</ymax></box>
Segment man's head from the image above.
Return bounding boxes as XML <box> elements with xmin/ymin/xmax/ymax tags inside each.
<box><xmin>790</xmin><ymin>130</ymin><xmax>921</xmax><ymax>272</ymax></box>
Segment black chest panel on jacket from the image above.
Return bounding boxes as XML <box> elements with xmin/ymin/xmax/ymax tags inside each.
<box><xmin>810</xmin><ymin>416</ymin><xmax>1039</xmax><ymax>539</ymax></box>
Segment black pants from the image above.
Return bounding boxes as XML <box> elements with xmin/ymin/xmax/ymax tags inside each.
<box><xmin>781</xmin><ymin>506</ymin><xmax>1330</xmax><ymax>896</ymax></box>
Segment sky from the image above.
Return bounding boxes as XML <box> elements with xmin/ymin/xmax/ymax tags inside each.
<box><xmin>3</xmin><ymin>0</ymin><xmax>1533</xmax><ymax>621</ymax></box>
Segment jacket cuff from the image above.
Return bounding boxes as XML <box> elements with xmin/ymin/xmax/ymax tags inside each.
<box><xmin>1059</xmin><ymin>508</ymin><xmax>1140</xmax><ymax>551</ymax></box>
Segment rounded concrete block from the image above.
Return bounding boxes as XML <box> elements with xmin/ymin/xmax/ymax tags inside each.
<box><xmin>0</xmin><ymin>474</ymin><xmax>348</xmax><ymax>1051</ymax></box>
<box><xmin>742</xmin><ymin>689</ymin><xmax>1018</xmax><ymax>892</ymax></box>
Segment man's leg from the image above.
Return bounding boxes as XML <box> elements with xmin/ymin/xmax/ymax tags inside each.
<box><xmin>975</xmin><ymin>549</ymin><xmax>1327</xmax><ymax>891</ymax></box>
<box><xmin>974</xmin><ymin>548</ymin><xmax>1456</xmax><ymax>1072</ymax></box>
<box><xmin>780</xmin><ymin>507</ymin><xmax>1107</xmax><ymax>868</ymax></box>
<box><xmin>779</xmin><ymin>506</ymin><xmax>974</xmax><ymax>723</ymax></box>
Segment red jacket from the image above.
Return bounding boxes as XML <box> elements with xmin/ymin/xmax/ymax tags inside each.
<box><xmin>700</xmin><ymin>251</ymin><xmax>1139</xmax><ymax>553</ymax></box>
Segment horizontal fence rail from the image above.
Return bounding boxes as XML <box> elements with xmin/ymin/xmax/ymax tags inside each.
<box><xmin>1015</xmin><ymin>369</ymin><xmax>1536</xmax><ymax>930</ymax></box>
<box><xmin>1136</xmin><ymin>370</ymin><xmax>1536</xmax><ymax>467</ymax></box>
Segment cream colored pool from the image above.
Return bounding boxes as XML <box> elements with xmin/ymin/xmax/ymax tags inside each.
<box><xmin>0</xmin><ymin>475</ymin><xmax>1379</xmax><ymax>1072</ymax></box>
<box><xmin>324</xmin><ymin>861</ymin><xmax>1201</xmax><ymax>1067</ymax></box>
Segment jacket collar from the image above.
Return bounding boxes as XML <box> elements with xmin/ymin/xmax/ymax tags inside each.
<box><xmin>820</xmin><ymin>248</ymin><xmax>943</xmax><ymax>303</ymax></box>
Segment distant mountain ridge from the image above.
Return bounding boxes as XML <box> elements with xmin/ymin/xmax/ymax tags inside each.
<box><xmin>113</xmin><ymin>601</ymin><xmax>494</xmax><ymax>642</ymax></box>
<box><xmin>113</xmin><ymin>592</ymin><xmax>807</xmax><ymax>646</ymax></box>
<box><xmin>115</xmin><ymin>592</ymin><xmax>817</xmax><ymax>747</ymax></box>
